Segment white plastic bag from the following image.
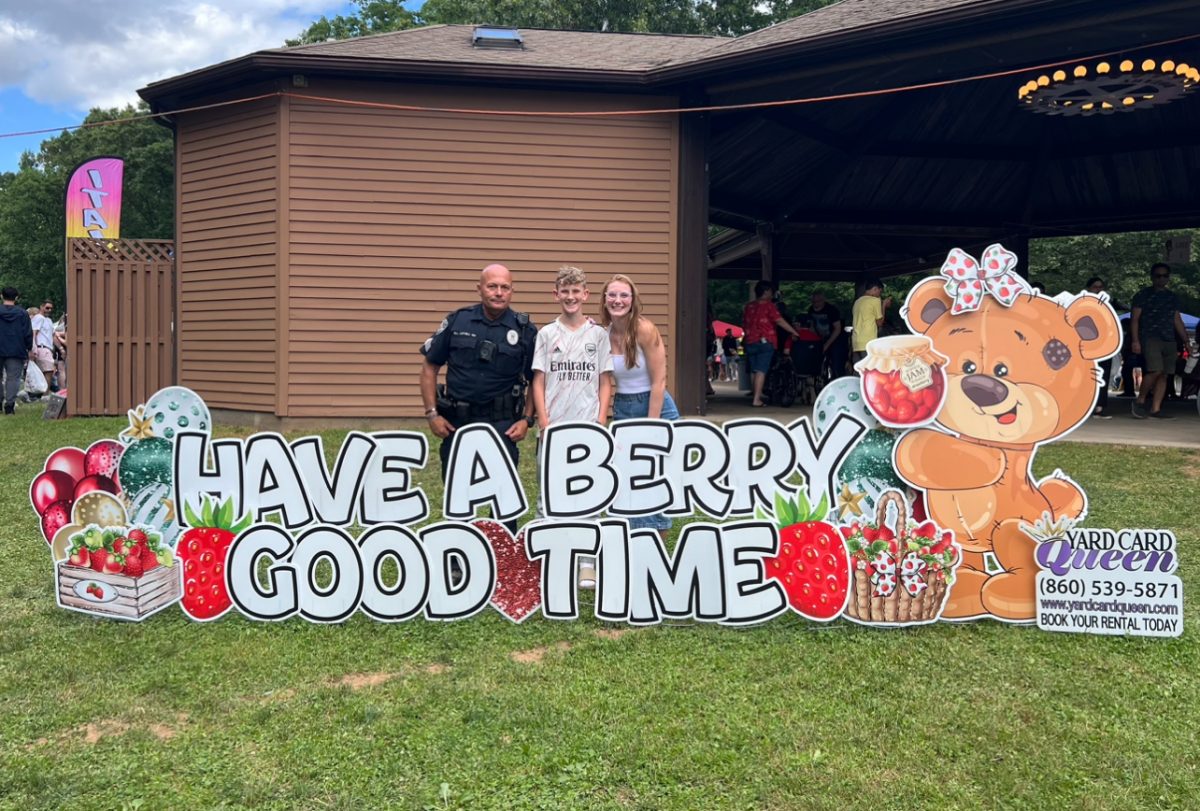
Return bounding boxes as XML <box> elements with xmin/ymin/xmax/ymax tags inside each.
<box><xmin>24</xmin><ymin>361</ymin><xmax>47</xmax><ymax>395</ymax></box>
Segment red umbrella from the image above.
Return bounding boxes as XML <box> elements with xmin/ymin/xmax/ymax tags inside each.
<box><xmin>713</xmin><ymin>320</ymin><xmax>743</xmax><ymax>339</ymax></box>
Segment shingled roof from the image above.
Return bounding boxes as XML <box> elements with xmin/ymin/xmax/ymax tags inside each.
<box><xmin>673</xmin><ymin>0</ymin><xmax>996</xmax><ymax>63</ymax></box>
<box><xmin>141</xmin><ymin>0</ymin><xmax>1017</xmax><ymax>98</ymax></box>
<box><xmin>271</xmin><ymin>24</ymin><xmax>723</xmax><ymax>73</ymax></box>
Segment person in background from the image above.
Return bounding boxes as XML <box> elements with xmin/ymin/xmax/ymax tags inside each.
<box><xmin>1</xmin><ymin>286</ymin><xmax>32</xmax><ymax>415</ymax></box>
<box><xmin>601</xmin><ymin>273</ymin><xmax>678</xmax><ymax>538</ymax></box>
<box><xmin>1118</xmin><ymin>316</ymin><xmax>1143</xmax><ymax>398</ymax></box>
<box><xmin>1130</xmin><ymin>262</ymin><xmax>1189</xmax><ymax>420</ymax></box>
<box><xmin>743</xmin><ymin>280</ymin><xmax>801</xmax><ymax>407</ymax></box>
<box><xmin>53</xmin><ymin>312</ymin><xmax>68</xmax><ymax>392</ymax></box>
<box><xmin>808</xmin><ymin>292</ymin><xmax>847</xmax><ymax>382</ymax></box>
<box><xmin>29</xmin><ymin>299</ymin><xmax>56</xmax><ymax>391</ymax></box>
<box><xmin>1084</xmin><ymin>277</ymin><xmax>1115</xmax><ymax>419</ymax></box>
<box><xmin>721</xmin><ymin>328</ymin><xmax>739</xmax><ymax>382</ymax></box>
<box><xmin>851</xmin><ymin>279</ymin><xmax>891</xmax><ymax>368</ymax></box>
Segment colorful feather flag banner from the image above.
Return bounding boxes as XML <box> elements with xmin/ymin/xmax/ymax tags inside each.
<box><xmin>65</xmin><ymin>157</ymin><xmax>124</xmax><ymax>239</ymax></box>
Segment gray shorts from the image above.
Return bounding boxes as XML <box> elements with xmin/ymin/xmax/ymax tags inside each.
<box><xmin>1143</xmin><ymin>339</ymin><xmax>1177</xmax><ymax>374</ymax></box>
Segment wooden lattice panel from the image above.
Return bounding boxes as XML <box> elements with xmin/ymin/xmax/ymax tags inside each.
<box><xmin>70</xmin><ymin>239</ymin><xmax>175</xmax><ymax>264</ymax></box>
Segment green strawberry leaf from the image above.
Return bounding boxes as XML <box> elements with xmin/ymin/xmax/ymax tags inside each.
<box><xmin>231</xmin><ymin>511</ymin><xmax>254</xmax><ymax>535</ymax></box>
<box><xmin>773</xmin><ymin>491</ymin><xmax>790</xmax><ymax>528</ymax></box>
<box><xmin>813</xmin><ymin>491</ymin><xmax>831</xmax><ymax>521</ymax></box>
<box><xmin>183</xmin><ymin>499</ymin><xmax>202</xmax><ymax>529</ymax></box>
<box><xmin>217</xmin><ymin>497</ymin><xmax>234</xmax><ymax>530</ymax></box>
<box><xmin>794</xmin><ymin>489</ymin><xmax>811</xmax><ymax>522</ymax></box>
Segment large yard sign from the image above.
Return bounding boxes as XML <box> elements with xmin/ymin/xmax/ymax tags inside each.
<box><xmin>29</xmin><ymin>249</ymin><xmax>1183</xmax><ymax>637</ymax></box>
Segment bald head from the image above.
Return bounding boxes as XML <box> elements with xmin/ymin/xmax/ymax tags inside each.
<box><xmin>478</xmin><ymin>263</ymin><xmax>514</xmax><ymax>319</ymax></box>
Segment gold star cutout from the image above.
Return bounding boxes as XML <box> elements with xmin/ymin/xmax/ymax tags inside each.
<box><xmin>162</xmin><ymin>498</ymin><xmax>177</xmax><ymax>524</ymax></box>
<box><xmin>836</xmin><ymin>483</ymin><xmax>866</xmax><ymax>520</ymax></box>
<box><xmin>122</xmin><ymin>405</ymin><xmax>155</xmax><ymax>441</ymax></box>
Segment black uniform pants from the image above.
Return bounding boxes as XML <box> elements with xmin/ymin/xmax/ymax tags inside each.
<box><xmin>438</xmin><ymin>417</ymin><xmax>520</xmax><ymax>534</ymax></box>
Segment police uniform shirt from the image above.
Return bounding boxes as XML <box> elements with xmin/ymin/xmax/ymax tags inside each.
<box><xmin>422</xmin><ymin>304</ymin><xmax>537</xmax><ymax>403</ymax></box>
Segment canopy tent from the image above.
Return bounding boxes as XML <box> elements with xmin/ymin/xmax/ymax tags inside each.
<box><xmin>713</xmin><ymin>320</ymin><xmax>743</xmax><ymax>338</ymax></box>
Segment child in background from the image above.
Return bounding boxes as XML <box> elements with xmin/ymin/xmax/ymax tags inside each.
<box><xmin>531</xmin><ymin>266</ymin><xmax>614</xmax><ymax>588</ymax></box>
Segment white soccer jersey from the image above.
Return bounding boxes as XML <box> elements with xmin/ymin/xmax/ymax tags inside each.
<box><xmin>532</xmin><ymin>318</ymin><xmax>613</xmax><ymax>423</ymax></box>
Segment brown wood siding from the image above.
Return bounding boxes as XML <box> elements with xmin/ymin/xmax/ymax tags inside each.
<box><xmin>285</xmin><ymin>84</ymin><xmax>678</xmax><ymax>417</ymax></box>
<box><xmin>175</xmin><ymin>100</ymin><xmax>279</xmax><ymax>411</ymax></box>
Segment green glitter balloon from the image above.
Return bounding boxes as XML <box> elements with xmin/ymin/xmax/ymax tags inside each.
<box><xmin>838</xmin><ymin>428</ymin><xmax>905</xmax><ymax>489</ymax></box>
<box><xmin>117</xmin><ymin>437</ymin><xmax>174</xmax><ymax>494</ymax></box>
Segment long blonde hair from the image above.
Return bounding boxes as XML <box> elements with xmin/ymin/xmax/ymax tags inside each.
<box><xmin>600</xmin><ymin>274</ymin><xmax>644</xmax><ymax>368</ymax></box>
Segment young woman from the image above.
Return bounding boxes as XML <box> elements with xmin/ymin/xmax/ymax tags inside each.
<box><xmin>600</xmin><ymin>274</ymin><xmax>678</xmax><ymax>534</ymax></box>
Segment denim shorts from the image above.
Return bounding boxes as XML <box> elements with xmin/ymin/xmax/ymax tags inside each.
<box><xmin>612</xmin><ymin>390</ymin><xmax>678</xmax><ymax>530</ymax></box>
<box><xmin>612</xmin><ymin>390</ymin><xmax>680</xmax><ymax>421</ymax></box>
<box><xmin>745</xmin><ymin>341</ymin><xmax>774</xmax><ymax>374</ymax></box>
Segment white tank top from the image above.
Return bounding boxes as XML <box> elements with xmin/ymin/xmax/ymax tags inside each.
<box><xmin>611</xmin><ymin>344</ymin><xmax>652</xmax><ymax>393</ymax></box>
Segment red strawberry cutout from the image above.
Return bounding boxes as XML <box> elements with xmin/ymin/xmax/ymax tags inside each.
<box><xmin>473</xmin><ymin>519</ymin><xmax>542</xmax><ymax>623</ymax></box>
<box><xmin>763</xmin><ymin>491</ymin><xmax>850</xmax><ymax>621</ymax></box>
<box><xmin>177</xmin><ymin>496</ymin><xmax>253</xmax><ymax>621</ymax></box>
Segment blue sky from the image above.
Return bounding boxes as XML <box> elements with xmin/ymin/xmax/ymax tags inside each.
<box><xmin>0</xmin><ymin>1</ymin><xmax>365</xmax><ymax>173</ymax></box>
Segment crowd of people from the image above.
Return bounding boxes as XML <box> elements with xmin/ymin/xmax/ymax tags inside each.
<box><xmin>699</xmin><ymin>262</ymin><xmax>1195</xmax><ymax>424</ymax></box>
<box><xmin>0</xmin><ymin>286</ymin><xmax>66</xmax><ymax>415</ymax></box>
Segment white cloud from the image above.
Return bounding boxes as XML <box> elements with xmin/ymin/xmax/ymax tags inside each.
<box><xmin>0</xmin><ymin>0</ymin><xmax>344</xmax><ymax>112</ymax></box>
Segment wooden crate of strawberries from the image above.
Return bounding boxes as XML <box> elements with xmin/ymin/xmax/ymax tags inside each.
<box><xmin>56</xmin><ymin>525</ymin><xmax>180</xmax><ymax>620</ymax></box>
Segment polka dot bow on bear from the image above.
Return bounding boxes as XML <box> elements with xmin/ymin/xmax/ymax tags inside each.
<box><xmin>939</xmin><ymin>244</ymin><xmax>1029</xmax><ymax>314</ymax></box>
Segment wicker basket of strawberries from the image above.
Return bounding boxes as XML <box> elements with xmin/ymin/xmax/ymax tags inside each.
<box><xmin>840</xmin><ymin>490</ymin><xmax>959</xmax><ymax>625</ymax></box>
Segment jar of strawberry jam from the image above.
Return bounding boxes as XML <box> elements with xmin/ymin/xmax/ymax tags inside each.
<box><xmin>855</xmin><ymin>336</ymin><xmax>947</xmax><ymax>427</ymax></box>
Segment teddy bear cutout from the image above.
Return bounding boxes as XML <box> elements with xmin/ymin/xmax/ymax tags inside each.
<box><xmin>893</xmin><ymin>245</ymin><xmax>1120</xmax><ymax>622</ymax></box>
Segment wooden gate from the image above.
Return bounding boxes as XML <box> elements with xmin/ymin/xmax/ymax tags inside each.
<box><xmin>67</xmin><ymin>239</ymin><xmax>175</xmax><ymax>416</ymax></box>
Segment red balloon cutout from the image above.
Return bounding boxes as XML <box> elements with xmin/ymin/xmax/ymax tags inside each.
<box><xmin>44</xmin><ymin>447</ymin><xmax>86</xmax><ymax>482</ymax></box>
<box><xmin>84</xmin><ymin>439</ymin><xmax>124</xmax><ymax>480</ymax></box>
<box><xmin>31</xmin><ymin>470</ymin><xmax>77</xmax><ymax>514</ymax></box>
<box><xmin>73</xmin><ymin>474</ymin><xmax>118</xmax><ymax>500</ymax></box>
<box><xmin>41</xmin><ymin>500</ymin><xmax>72</xmax><ymax>543</ymax></box>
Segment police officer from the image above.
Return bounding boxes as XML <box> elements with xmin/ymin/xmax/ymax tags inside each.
<box><xmin>420</xmin><ymin>264</ymin><xmax>538</xmax><ymax>478</ymax></box>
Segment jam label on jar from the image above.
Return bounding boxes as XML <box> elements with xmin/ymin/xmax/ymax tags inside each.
<box><xmin>900</xmin><ymin>358</ymin><xmax>934</xmax><ymax>392</ymax></box>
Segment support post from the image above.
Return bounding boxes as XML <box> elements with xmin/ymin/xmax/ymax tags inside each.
<box><xmin>674</xmin><ymin>100</ymin><xmax>710</xmax><ymax>417</ymax></box>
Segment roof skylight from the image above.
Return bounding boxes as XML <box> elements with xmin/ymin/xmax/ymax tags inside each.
<box><xmin>473</xmin><ymin>26</ymin><xmax>523</xmax><ymax>49</ymax></box>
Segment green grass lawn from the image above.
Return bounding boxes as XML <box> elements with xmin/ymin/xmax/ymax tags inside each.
<box><xmin>1</xmin><ymin>406</ymin><xmax>1197</xmax><ymax>810</ymax></box>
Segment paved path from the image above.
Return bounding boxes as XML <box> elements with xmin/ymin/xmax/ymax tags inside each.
<box><xmin>700</xmin><ymin>381</ymin><xmax>1200</xmax><ymax>449</ymax></box>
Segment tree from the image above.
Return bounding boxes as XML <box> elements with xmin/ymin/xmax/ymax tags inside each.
<box><xmin>0</xmin><ymin>104</ymin><xmax>174</xmax><ymax>309</ymax></box>
<box><xmin>1028</xmin><ymin>231</ymin><xmax>1199</xmax><ymax>313</ymax></box>
<box><xmin>287</xmin><ymin>0</ymin><xmax>842</xmax><ymax>44</ymax></box>
<box><xmin>285</xmin><ymin>0</ymin><xmax>419</xmax><ymax>46</ymax></box>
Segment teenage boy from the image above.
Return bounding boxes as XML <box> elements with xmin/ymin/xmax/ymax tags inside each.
<box><xmin>531</xmin><ymin>266</ymin><xmax>614</xmax><ymax>588</ymax></box>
